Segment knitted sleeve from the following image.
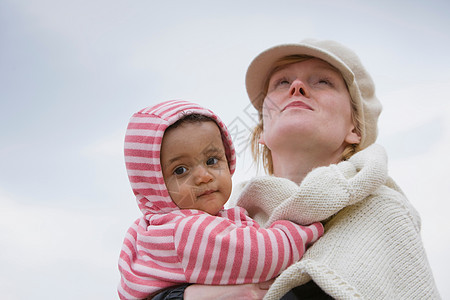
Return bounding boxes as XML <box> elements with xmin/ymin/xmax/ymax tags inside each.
<box><xmin>263</xmin><ymin>188</ymin><xmax>440</xmax><ymax>300</ymax></box>
<box><xmin>173</xmin><ymin>207</ymin><xmax>323</xmax><ymax>285</ymax></box>
<box><xmin>235</xmin><ymin>144</ymin><xmax>388</xmax><ymax>226</ymax></box>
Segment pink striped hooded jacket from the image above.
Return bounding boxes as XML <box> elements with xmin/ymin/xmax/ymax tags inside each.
<box><xmin>118</xmin><ymin>100</ymin><xmax>323</xmax><ymax>299</ymax></box>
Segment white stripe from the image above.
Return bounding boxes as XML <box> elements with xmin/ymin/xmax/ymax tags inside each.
<box><xmin>219</xmin><ymin>229</ymin><xmax>236</xmax><ymax>284</ymax></box>
<box><xmin>126</xmin><ymin>128</ymin><xmax>164</xmax><ymax>137</ymax></box>
<box><xmin>235</xmin><ymin>228</ymin><xmax>251</xmax><ymax>284</ymax></box>
<box><xmin>142</xmin><ymin>101</ymin><xmax>182</xmax><ymax>115</ymax></box>
<box><xmin>124</xmin><ymin>142</ymin><xmax>153</xmax><ymax>150</ymax></box>
<box><xmin>253</xmin><ymin>229</ymin><xmax>266</xmax><ymax>281</ymax></box>
<box><xmin>204</xmin><ymin>225</ymin><xmax>223</xmax><ymax>284</ymax></box>
<box><xmin>125</xmin><ymin>156</ymin><xmax>156</xmax><ymax>164</ymax></box>
<box><xmin>127</xmin><ymin>169</ymin><xmax>163</xmax><ymax>178</ymax></box>
<box><xmin>137</xmin><ymin>233</ymin><xmax>173</xmax><ymax>245</ymax></box>
<box><xmin>265</xmin><ymin>230</ymin><xmax>278</xmax><ymax>280</ymax></box>
<box><xmin>120</xmin><ymin>253</ymin><xmax>185</xmax><ymax>282</ymax></box>
<box><xmin>159</xmin><ymin>104</ymin><xmax>204</xmax><ymax>119</ymax></box>
<box><xmin>130</xmin><ymin>245</ymin><xmax>182</xmax><ymax>270</ymax></box>
<box><xmin>154</xmin><ymin>101</ymin><xmax>195</xmax><ymax>119</ymax></box>
<box><xmin>128</xmin><ymin>116</ymin><xmax>160</xmax><ymax>123</ymax></box>
<box><xmin>130</xmin><ymin>182</ymin><xmax>165</xmax><ymax>190</ymax></box>
<box><xmin>176</xmin><ymin>216</ymin><xmax>204</xmax><ymax>281</ymax></box>
<box><xmin>147</xmin><ymin>101</ymin><xmax>183</xmax><ymax>115</ymax></box>
<box><xmin>117</xmin><ymin>284</ymin><xmax>135</xmax><ymax>300</ymax></box>
<box><xmin>189</xmin><ymin>217</ymin><xmax>223</xmax><ymax>282</ymax></box>
<box><xmin>277</xmin><ymin>224</ymin><xmax>295</xmax><ymax>271</ymax></box>
<box><xmin>311</xmin><ymin>224</ymin><xmax>319</xmax><ymax>240</ymax></box>
<box><xmin>295</xmin><ymin>225</ymin><xmax>308</xmax><ymax>261</ymax></box>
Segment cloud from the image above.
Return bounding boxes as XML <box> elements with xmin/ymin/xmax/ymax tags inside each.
<box><xmin>0</xmin><ymin>189</ymin><xmax>133</xmax><ymax>299</ymax></box>
<box><xmin>80</xmin><ymin>129</ymin><xmax>125</xmax><ymax>159</ymax></box>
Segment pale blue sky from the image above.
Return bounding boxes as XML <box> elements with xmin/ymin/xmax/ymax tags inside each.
<box><xmin>1</xmin><ymin>1</ymin><xmax>449</xmax><ymax>299</ymax></box>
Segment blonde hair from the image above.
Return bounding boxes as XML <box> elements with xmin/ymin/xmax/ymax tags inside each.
<box><xmin>250</xmin><ymin>55</ymin><xmax>363</xmax><ymax>174</ymax></box>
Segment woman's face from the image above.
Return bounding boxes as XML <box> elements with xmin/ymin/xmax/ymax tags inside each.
<box><xmin>261</xmin><ymin>58</ymin><xmax>360</xmax><ymax>157</ymax></box>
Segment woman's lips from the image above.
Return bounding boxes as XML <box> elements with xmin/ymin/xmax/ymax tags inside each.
<box><xmin>282</xmin><ymin>100</ymin><xmax>313</xmax><ymax>111</ymax></box>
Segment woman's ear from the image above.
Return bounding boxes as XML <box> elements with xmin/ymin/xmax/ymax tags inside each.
<box><xmin>345</xmin><ymin>127</ymin><xmax>361</xmax><ymax>145</ymax></box>
<box><xmin>258</xmin><ymin>133</ymin><xmax>266</xmax><ymax>145</ymax></box>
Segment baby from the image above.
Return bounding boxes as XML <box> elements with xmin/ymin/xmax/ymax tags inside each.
<box><xmin>117</xmin><ymin>100</ymin><xmax>323</xmax><ymax>299</ymax></box>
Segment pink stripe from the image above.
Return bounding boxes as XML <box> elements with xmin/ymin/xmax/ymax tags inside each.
<box><xmin>244</xmin><ymin>227</ymin><xmax>259</xmax><ymax>281</ymax></box>
<box><xmin>184</xmin><ymin>217</ymin><xmax>215</xmax><ymax>281</ymax></box>
<box><xmin>126</xmin><ymin>162</ymin><xmax>157</xmax><ymax>171</ymax></box>
<box><xmin>128</xmin><ymin>176</ymin><xmax>164</xmax><ymax>184</ymax></box>
<box><xmin>138</xmin><ymin>227</ymin><xmax>173</xmax><ymax>237</ymax></box>
<box><xmin>127</xmin><ymin>121</ymin><xmax>163</xmax><ymax>130</ymax></box>
<box><xmin>121</xmin><ymin>267</ymin><xmax>182</xmax><ymax>287</ymax></box>
<box><xmin>290</xmin><ymin>222</ymin><xmax>306</xmax><ymax>260</ymax></box>
<box><xmin>259</xmin><ymin>230</ymin><xmax>274</xmax><ymax>280</ymax></box>
<box><xmin>120</xmin><ymin>248</ymin><xmax>185</xmax><ymax>281</ymax></box>
<box><xmin>125</xmin><ymin>134</ymin><xmax>162</xmax><ymax>143</ymax></box>
<box><xmin>157</xmin><ymin>102</ymin><xmax>205</xmax><ymax>119</ymax></box>
<box><xmin>210</xmin><ymin>222</ymin><xmax>232</xmax><ymax>283</ymax></box>
<box><xmin>175</xmin><ymin>216</ymin><xmax>198</xmax><ymax>277</ymax></box>
<box><xmin>118</xmin><ymin>270</ymin><xmax>149</xmax><ymax>299</ymax></box>
<box><xmin>198</xmin><ymin>219</ymin><xmax>230</xmax><ymax>283</ymax></box>
<box><xmin>273</xmin><ymin>229</ymin><xmax>286</xmax><ymax>276</ymax></box>
<box><xmin>124</xmin><ymin>148</ymin><xmax>161</xmax><ymax>159</ymax></box>
<box><xmin>138</xmin><ymin>101</ymin><xmax>173</xmax><ymax>113</ymax></box>
<box><xmin>136</xmin><ymin>241</ymin><xmax>173</xmax><ymax>251</ymax></box>
<box><xmin>228</xmin><ymin>228</ymin><xmax>244</xmax><ymax>284</ymax></box>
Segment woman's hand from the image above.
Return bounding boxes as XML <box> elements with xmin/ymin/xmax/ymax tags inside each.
<box><xmin>184</xmin><ymin>280</ymin><xmax>274</xmax><ymax>300</ymax></box>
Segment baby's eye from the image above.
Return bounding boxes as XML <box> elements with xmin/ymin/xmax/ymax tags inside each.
<box><xmin>206</xmin><ymin>157</ymin><xmax>219</xmax><ymax>166</ymax></box>
<box><xmin>173</xmin><ymin>166</ymin><xmax>188</xmax><ymax>175</ymax></box>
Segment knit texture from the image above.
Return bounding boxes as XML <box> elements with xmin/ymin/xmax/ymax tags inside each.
<box><xmin>232</xmin><ymin>144</ymin><xmax>440</xmax><ymax>299</ymax></box>
<box><xmin>117</xmin><ymin>100</ymin><xmax>324</xmax><ymax>299</ymax></box>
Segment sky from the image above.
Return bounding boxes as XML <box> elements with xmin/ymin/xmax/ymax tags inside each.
<box><xmin>1</xmin><ymin>0</ymin><xmax>449</xmax><ymax>299</ymax></box>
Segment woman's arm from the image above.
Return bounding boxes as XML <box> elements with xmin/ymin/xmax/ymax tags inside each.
<box><xmin>150</xmin><ymin>280</ymin><xmax>273</xmax><ymax>300</ymax></box>
<box><xmin>184</xmin><ymin>280</ymin><xmax>273</xmax><ymax>300</ymax></box>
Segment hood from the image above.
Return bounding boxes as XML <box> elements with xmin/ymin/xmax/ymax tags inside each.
<box><xmin>124</xmin><ymin>100</ymin><xmax>236</xmax><ymax>217</ymax></box>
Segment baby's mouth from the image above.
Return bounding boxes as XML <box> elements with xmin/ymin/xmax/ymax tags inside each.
<box><xmin>197</xmin><ymin>189</ymin><xmax>216</xmax><ymax>198</ymax></box>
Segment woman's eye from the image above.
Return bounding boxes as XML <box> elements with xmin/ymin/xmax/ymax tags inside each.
<box><xmin>276</xmin><ymin>78</ymin><xmax>290</xmax><ymax>87</ymax></box>
<box><xmin>317</xmin><ymin>78</ymin><xmax>333</xmax><ymax>86</ymax></box>
<box><xmin>173</xmin><ymin>166</ymin><xmax>188</xmax><ymax>175</ymax></box>
<box><xmin>206</xmin><ymin>157</ymin><xmax>219</xmax><ymax>166</ymax></box>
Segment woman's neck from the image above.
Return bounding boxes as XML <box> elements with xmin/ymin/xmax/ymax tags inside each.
<box><xmin>271</xmin><ymin>148</ymin><xmax>342</xmax><ymax>184</ymax></box>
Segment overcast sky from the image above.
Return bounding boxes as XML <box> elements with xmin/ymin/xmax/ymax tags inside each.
<box><xmin>1</xmin><ymin>0</ymin><xmax>449</xmax><ymax>299</ymax></box>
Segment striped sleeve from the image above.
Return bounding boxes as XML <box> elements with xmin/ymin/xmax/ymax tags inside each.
<box><xmin>173</xmin><ymin>208</ymin><xmax>324</xmax><ymax>285</ymax></box>
<box><xmin>118</xmin><ymin>216</ymin><xmax>187</xmax><ymax>300</ymax></box>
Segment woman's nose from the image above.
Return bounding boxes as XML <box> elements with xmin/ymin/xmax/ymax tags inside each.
<box><xmin>289</xmin><ymin>79</ymin><xmax>307</xmax><ymax>97</ymax></box>
<box><xmin>193</xmin><ymin>166</ymin><xmax>214</xmax><ymax>185</ymax></box>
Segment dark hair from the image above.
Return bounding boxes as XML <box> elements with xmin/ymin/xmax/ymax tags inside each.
<box><xmin>167</xmin><ymin>113</ymin><xmax>216</xmax><ymax>132</ymax></box>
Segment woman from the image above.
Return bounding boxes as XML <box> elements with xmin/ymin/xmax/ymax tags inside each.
<box><xmin>156</xmin><ymin>39</ymin><xmax>441</xmax><ymax>299</ymax></box>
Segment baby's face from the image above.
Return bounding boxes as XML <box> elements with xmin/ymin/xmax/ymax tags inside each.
<box><xmin>160</xmin><ymin>121</ymin><xmax>232</xmax><ymax>215</ymax></box>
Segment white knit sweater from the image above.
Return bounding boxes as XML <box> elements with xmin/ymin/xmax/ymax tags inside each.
<box><xmin>231</xmin><ymin>144</ymin><xmax>440</xmax><ymax>299</ymax></box>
